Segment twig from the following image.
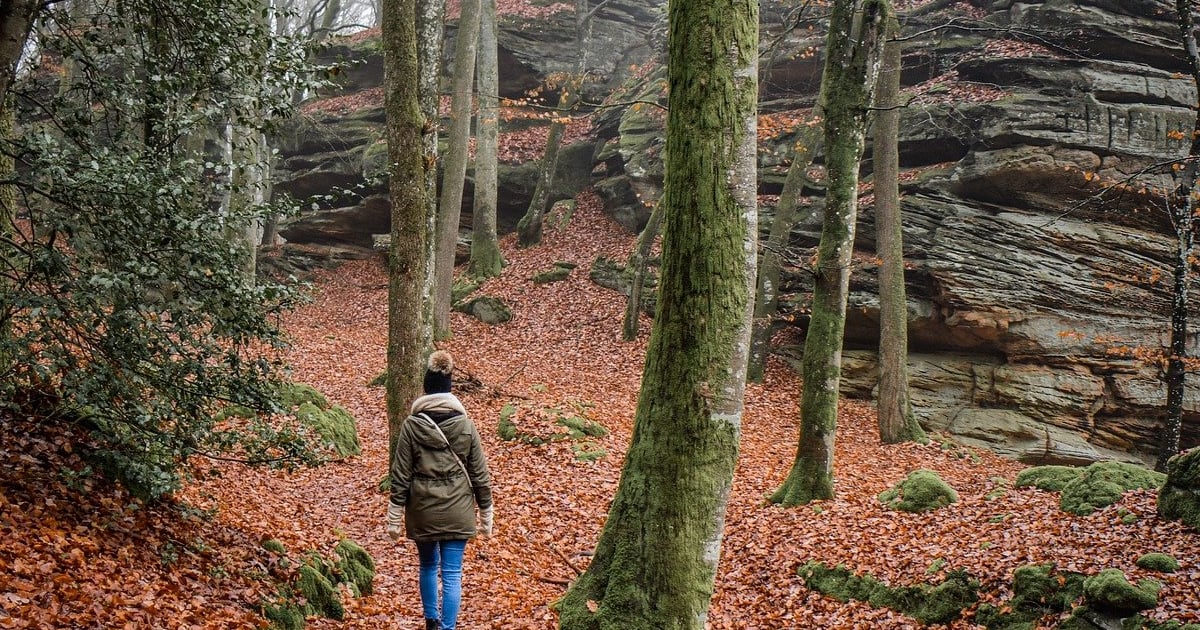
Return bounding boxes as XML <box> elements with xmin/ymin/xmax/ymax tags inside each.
<box><xmin>552</xmin><ymin>544</ymin><xmax>584</xmax><ymax>577</ymax></box>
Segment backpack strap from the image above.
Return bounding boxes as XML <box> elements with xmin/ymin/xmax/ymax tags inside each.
<box><xmin>415</xmin><ymin>413</ymin><xmax>472</xmax><ymax>489</ymax></box>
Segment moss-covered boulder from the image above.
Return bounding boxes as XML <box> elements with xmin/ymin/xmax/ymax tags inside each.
<box><xmin>1136</xmin><ymin>553</ymin><xmax>1180</xmax><ymax>573</ymax></box>
<box><xmin>1015</xmin><ymin>465</ymin><xmax>1080</xmax><ymax>492</ymax></box>
<box><xmin>1158</xmin><ymin>447</ymin><xmax>1200</xmax><ymax>530</ymax></box>
<box><xmin>878</xmin><ymin>469</ymin><xmax>958</xmax><ymax>513</ymax></box>
<box><xmin>279</xmin><ymin>383</ymin><xmax>329</xmax><ymax>410</ymax></box>
<box><xmin>295</xmin><ymin>402</ymin><xmax>361</xmax><ymax>458</ymax></box>
<box><xmin>797</xmin><ymin>561</ymin><xmax>978</xmax><ymax>625</ymax></box>
<box><xmin>533</xmin><ymin>261</ymin><xmax>576</xmax><ymax>284</ymax></box>
<box><xmin>297</xmin><ymin>563</ymin><xmax>345</xmax><ymax>620</ymax></box>
<box><xmin>975</xmin><ymin>563</ymin><xmax>1086</xmax><ymax>629</ymax></box>
<box><xmin>1018</xmin><ymin>462</ymin><xmax>1165</xmax><ymax>516</ymax></box>
<box><xmin>453</xmin><ymin>295</ymin><xmax>512</xmax><ymax>324</ymax></box>
<box><xmin>1061</xmin><ymin>462</ymin><xmax>1165</xmax><ymax>516</ymax></box>
<box><xmin>334</xmin><ymin>539</ymin><xmax>376</xmax><ymax>597</ymax></box>
<box><xmin>1082</xmin><ymin>569</ymin><xmax>1160</xmax><ymax>614</ymax></box>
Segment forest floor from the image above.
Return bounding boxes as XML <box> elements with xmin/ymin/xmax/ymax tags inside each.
<box><xmin>2</xmin><ymin>191</ymin><xmax>1199</xmax><ymax>629</ymax></box>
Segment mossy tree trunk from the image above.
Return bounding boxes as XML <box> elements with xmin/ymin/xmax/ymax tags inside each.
<box><xmin>622</xmin><ymin>200</ymin><xmax>662</xmax><ymax>341</ymax></box>
<box><xmin>771</xmin><ymin>0</ymin><xmax>885</xmax><ymax>506</ymax></box>
<box><xmin>432</xmin><ymin>0</ymin><xmax>481</xmax><ymax>337</ymax></box>
<box><xmin>1158</xmin><ymin>0</ymin><xmax>1200</xmax><ymax>471</ymax></box>
<box><xmin>746</xmin><ymin>122</ymin><xmax>822</xmax><ymax>382</ymax></box>
<box><xmin>0</xmin><ymin>0</ymin><xmax>32</xmax><ymax>372</ymax></box>
<box><xmin>556</xmin><ymin>0</ymin><xmax>758</xmax><ymax>625</ymax></box>
<box><xmin>417</xmin><ymin>0</ymin><xmax>444</xmax><ymax>350</ymax></box>
<box><xmin>871</xmin><ymin>5</ymin><xmax>925</xmax><ymax>445</ymax></box>
<box><xmin>468</xmin><ymin>0</ymin><xmax>503</xmax><ymax>279</ymax></box>
<box><xmin>381</xmin><ymin>0</ymin><xmax>429</xmax><ymax>458</ymax></box>
<box><xmin>515</xmin><ymin>0</ymin><xmax>591</xmax><ymax>247</ymax></box>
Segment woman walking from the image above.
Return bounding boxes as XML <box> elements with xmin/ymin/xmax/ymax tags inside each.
<box><xmin>387</xmin><ymin>350</ymin><xmax>494</xmax><ymax>630</ymax></box>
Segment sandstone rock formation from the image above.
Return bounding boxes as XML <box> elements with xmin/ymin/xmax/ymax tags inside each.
<box><xmin>272</xmin><ymin>0</ymin><xmax>1200</xmax><ymax>465</ymax></box>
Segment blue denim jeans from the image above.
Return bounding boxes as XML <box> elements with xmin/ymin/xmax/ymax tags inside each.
<box><xmin>416</xmin><ymin>539</ymin><xmax>467</xmax><ymax>630</ymax></box>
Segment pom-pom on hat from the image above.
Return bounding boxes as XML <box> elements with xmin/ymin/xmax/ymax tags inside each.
<box><xmin>423</xmin><ymin>350</ymin><xmax>454</xmax><ymax>394</ymax></box>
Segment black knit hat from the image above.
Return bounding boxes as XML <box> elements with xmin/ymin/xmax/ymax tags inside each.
<box><xmin>423</xmin><ymin>350</ymin><xmax>454</xmax><ymax>394</ymax></box>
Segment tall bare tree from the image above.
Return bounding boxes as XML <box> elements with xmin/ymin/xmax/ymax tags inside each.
<box><xmin>432</xmin><ymin>0</ymin><xmax>481</xmax><ymax>336</ymax></box>
<box><xmin>417</xmin><ymin>0</ymin><xmax>444</xmax><ymax>348</ymax></box>
<box><xmin>1157</xmin><ymin>0</ymin><xmax>1200</xmax><ymax>471</ymax></box>
<box><xmin>871</xmin><ymin>3</ymin><xmax>925</xmax><ymax>444</ymax></box>
<box><xmin>468</xmin><ymin>0</ymin><xmax>503</xmax><ymax>278</ymax></box>
<box><xmin>556</xmin><ymin>0</ymin><xmax>758</xmax><ymax>624</ymax></box>
<box><xmin>381</xmin><ymin>0</ymin><xmax>428</xmax><ymax>453</ymax></box>
<box><xmin>771</xmin><ymin>0</ymin><xmax>886</xmax><ymax>506</ymax></box>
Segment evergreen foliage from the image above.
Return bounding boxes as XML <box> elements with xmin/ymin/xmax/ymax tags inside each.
<box><xmin>1</xmin><ymin>0</ymin><xmax>330</xmax><ymax>499</ymax></box>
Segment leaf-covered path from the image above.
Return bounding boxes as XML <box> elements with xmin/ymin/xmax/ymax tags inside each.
<box><xmin>2</xmin><ymin>191</ymin><xmax>1198</xmax><ymax>629</ymax></box>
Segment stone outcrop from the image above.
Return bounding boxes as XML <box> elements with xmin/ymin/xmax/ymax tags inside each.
<box><xmin>272</xmin><ymin>0</ymin><xmax>1200</xmax><ymax>466</ymax></box>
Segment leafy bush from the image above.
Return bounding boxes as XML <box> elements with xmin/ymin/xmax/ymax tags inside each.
<box><xmin>1</xmin><ymin>0</ymin><xmax>331</xmax><ymax>499</ymax></box>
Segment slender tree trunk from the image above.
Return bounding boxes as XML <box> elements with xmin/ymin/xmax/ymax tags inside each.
<box><xmin>381</xmin><ymin>0</ymin><xmax>429</xmax><ymax>456</ymax></box>
<box><xmin>432</xmin><ymin>0</ymin><xmax>480</xmax><ymax>337</ymax></box>
<box><xmin>872</xmin><ymin>4</ymin><xmax>925</xmax><ymax>445</ymax></box>
<box><xmin>468</xmin><ymin>0</ymin><xmax>503</xmax><ymax>279</ymax></box>
<box><xmin>515</xmin><ymin>0</ymin><xmax>590</xmax><ymax>247</ymax></box>
<box><xmin>417</xmin><ymin>0</ymin><xmax>444</xmax><ymax>350</ymax></box>
<box><xmin>0</xmin><ymin>1</ymin><xmax>39</xmax><ymax>106</ymax></box>
<box><xmin>556</xmin><ymin>0</ymin><xmax>758</xmax><ymax>625</ymax></box>
<box><xmin>747</xmin><ymin>123</ymin><xmax>822</xmax><ymax>381</ymax></box>
<box><xmin>622</xmin><ymin>201</ymin><xmax>663</xmax><ymax>341</ymax></box>
<box><xmin>1158</xmin><ymin>0</ymin><xmax>1200</xmax><ymax>471</ymax></box>
<box><xmin>771</xmin><ymin>0</ymin><xmax>886</xmax><ymax>506</ymax></box>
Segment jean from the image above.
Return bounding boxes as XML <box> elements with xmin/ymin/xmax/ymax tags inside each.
<box><xmin>416</xmin><ymin>539</ymin><xmax>467</xmax><ymax>629</ymax></box>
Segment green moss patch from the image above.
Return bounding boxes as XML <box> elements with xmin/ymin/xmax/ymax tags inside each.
<box><xmin>532</xmin><ymin>261</ymin><xmax>576</xmax><ymax>284</ymax></box>
<box><xmin>975</xmin><ymin>563</ymin><xmax>1085</xmax><ymax>629</ymax></box>
<box><xmin>1136</xmin><ymin>553</ymin><xmax>1180</xmax><ymax>573</ymax></box>
<box><xmin>334</xmin><ymin>539</ymin><xmax>376</xmax><ymax>596</ymax></box>
<box><xmin>797</xmin><ymin>561</ymin><xmax>978</xmax><ymax>625</ymax></box>
<box><xmin>1082</xmin><ymin>569</ymin><xmax>1160</xmax><ymax>614</ymax></box>
<box><xmin>297</xmin><ymin>562</ymin><xmax>344</xmax><ymax>620</ymax></box>
<box><xmin>496</xmin><ymin>400</ymin><xmax>608</xmax><ymax>461</ymax></box>
<box><xmin>1018</xmin><ymin>462</ymin><xmax>1165</xmax><ymax>516</ymax></box>
<box><xmin>278</xmin><ymin>383</ymin><xmax>329</xmax><ymax>410</ymax></box>
<box><xmin>1015</xmin><ymin>465</ymin><xmax>1080</xmax><ymax>492</ymax></box>
<box><xmin>295</xmin><ymin>402</ymin><xmax>361</xmax><ymax>458</ymax></box>
<box><xmin>1158</xmin><ymin>447</ymin><xmax>1200</xmax><ymax>530</ymax></box>
<box><xmin>878</xmin><ymin>469</ymin><xmax>958</xmax><ymax>513</ymax></box>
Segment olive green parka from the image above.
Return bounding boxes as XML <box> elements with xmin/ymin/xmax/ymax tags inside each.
<box><xmin>389</xmin><ymin>393</ymin><xmax>493</xmax><ymax>542</ymax></box>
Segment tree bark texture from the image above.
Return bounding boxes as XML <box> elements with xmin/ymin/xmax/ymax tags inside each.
<box><xmin>468</xmin><ymin>0</ymin><xmax>503</xmax><ymax>279</ymax></box>
<box><xmin>381</xmin><ymin>0</ymin><xmax>429</xmax><ymax>456</ymax></box>
<box><xmin>0</xmin><ymin>1</ymin><xmax>39</xmax><ymax>101</ymax></box>
<box><xmin>417</xmin><ymin>0</ymin><xmax>444</xmax><ymax>350</ymax></box>
<box><xmin>747</xmin><ymin>122</ymin><xmax>821</xmax><ymax>382</ymax></box>
<box><xmin>622</xmin><ymin>200</ymin><xmax>663</xmax><ymax>341</ymax></box>
<box><xmin>872</xmin><ymin>5</ymin><xmax>925</xmax><ymax>445</ymax></box>
<box><xmin>515</xmin><ymin>0</ymin><xmax>590</xmax><ymax>247</ymax></box>
<box><xmin>772</xmin><ymin>0</ymin><xmax>885</xmax><ymax>506</ymax></box>
<box><xmin>1158</xmin><ymin>0</ymin><xmax>1200</xmax><ymax>471</ymax></box>
<box><xmin>556</xmin><ymin>0</ymin><xmax>757</xmax><ymax>625</ymax></box>
<box><xmin>433</xmin><ymin>0</ymin><xmax>481</xmax><ymax>336</ymax></box>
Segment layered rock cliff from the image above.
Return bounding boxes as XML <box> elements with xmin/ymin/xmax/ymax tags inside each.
<box><xmin>272</xmin><ymin>0</ymin><xmax>1200</xmax><ymax>466</ymax></box>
